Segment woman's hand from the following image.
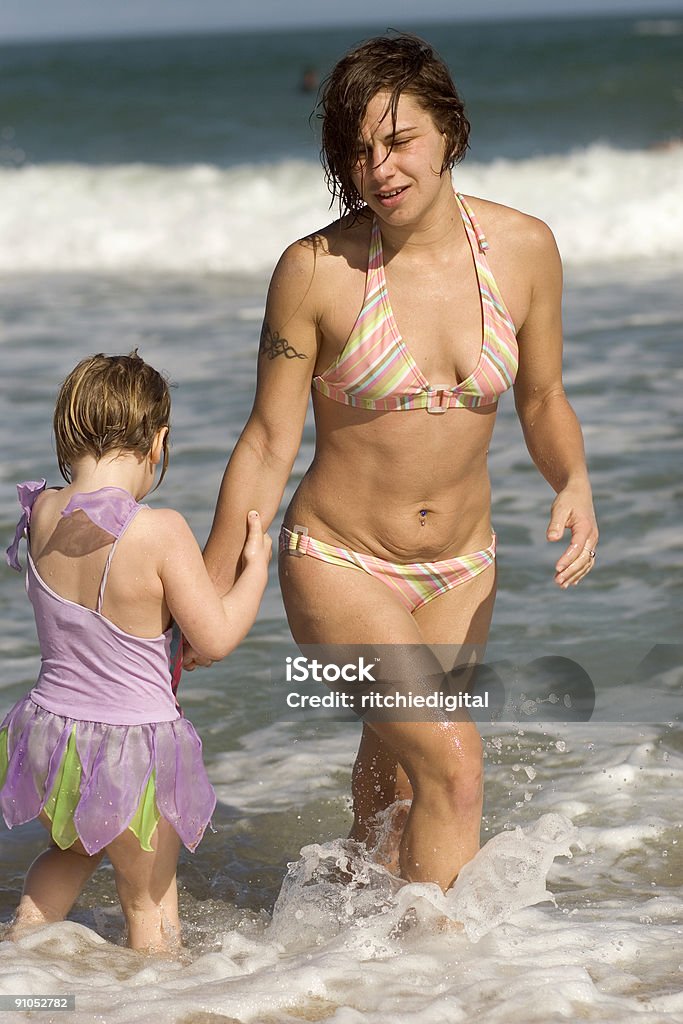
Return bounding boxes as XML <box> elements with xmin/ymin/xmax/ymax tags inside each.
<box><xmin>547</xmin><ymin>484</ymin><xmax>599</xmax><ymax>588</ymax></box>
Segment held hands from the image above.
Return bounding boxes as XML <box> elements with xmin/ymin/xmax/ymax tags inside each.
<box><xmin>547</xmin><ymin>485</ymin><xmax>599</xmax><ymax>588</ymax></box>
<box><xmin>183</xmin><ymin>511</ymin><xmax>271</xmax><ymax>670</ymax></box>
<box><xmin>241</xmin><ymin>509</ymin><xmax>273</xmax><ymax>576</ymax></box>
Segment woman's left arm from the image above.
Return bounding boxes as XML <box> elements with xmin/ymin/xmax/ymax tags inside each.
<box><xmin>513</xmin><ymin>218</ymin><xmax>599</xmax><ymax>588</ymax></box>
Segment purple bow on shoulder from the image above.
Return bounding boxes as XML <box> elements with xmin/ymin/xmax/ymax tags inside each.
<box><xmin>6</xmin><ymin>479</ymin><xmax>47</xmax><ymax>571</ymax></box>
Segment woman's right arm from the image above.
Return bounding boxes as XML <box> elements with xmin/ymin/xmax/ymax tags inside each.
<box><xmin>203</xmin><ymin>238</ymin><xmax>321</xmax><ymax>594</ymax></box>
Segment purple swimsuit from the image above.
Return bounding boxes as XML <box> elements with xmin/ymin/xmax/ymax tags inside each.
<box><xmin>0</xmin><ymin>481</ymin><xmax>216</xmax><ymax>854</ymax></box>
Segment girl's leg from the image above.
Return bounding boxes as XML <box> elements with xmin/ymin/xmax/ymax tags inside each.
<box><xmin>106</xmin><ymin>817</ymin><xmax>181</xmax><ymax>952</ymax></box>
<box><xmin>9</xmin><ymin>812</ymin><xmax>104</xmax><ymax>937</ymax></box>
<box><xmin>280</xmin><ymin>552</ymin><xmax>496</xmax><ymax>890</ymax></box>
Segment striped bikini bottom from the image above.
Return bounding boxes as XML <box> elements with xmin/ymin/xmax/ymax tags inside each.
<box><xmin>280</xmin><ymin>525</ymin><xmax>496</xmax><ymax>614</ymax></box>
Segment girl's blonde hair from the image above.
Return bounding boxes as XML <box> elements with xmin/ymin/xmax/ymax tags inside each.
<box><xmin>54</xmin><ymin>351</ymin><xmax>172</xmax><ymax>487</ymax></box>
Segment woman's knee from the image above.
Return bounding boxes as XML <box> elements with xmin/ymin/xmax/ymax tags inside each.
<box><xmin>409</xmin><ymin>727</ymin><xmax>483</xmax><ymax>809</ymax></box>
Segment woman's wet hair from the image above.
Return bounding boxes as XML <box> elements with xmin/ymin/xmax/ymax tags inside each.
<box><xmin>54</xmin><ymin>351</ymin><xmax>172</xmax><ymax>487</ymax></box>
<box><xmin>318</xmin><ymin>32</ymin><xmax>470</xmax><ymax>216</ymax></box>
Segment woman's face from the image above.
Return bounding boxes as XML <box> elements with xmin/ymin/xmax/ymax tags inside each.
<box><xmin>350</xmin><ymin>90</ymin><xmax>448</xmax><ymax>224</ymax></box>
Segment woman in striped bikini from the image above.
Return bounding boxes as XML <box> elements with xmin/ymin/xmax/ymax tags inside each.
<box><xmin>202</xmin><ymin>34</ymin><xmax>598</xmax><ymax>891</ymax></box>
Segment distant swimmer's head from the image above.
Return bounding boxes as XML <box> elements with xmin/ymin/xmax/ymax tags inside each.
<box><xmin>54</xmin><ymin>351</ymin><xmax>172</xmax><ymax>488</ymax></box>
<box><xmin>318</xmin><ymin>32</ymin><xmax>470</xmax><ymax>216</ymax></box>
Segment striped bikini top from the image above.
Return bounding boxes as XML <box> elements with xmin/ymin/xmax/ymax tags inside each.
<box><xmin>311</xmin><ymin>192</ymin><xmax>518</xmax><ymax>413</ymax></box>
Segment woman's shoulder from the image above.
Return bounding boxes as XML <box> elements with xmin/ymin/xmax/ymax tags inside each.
<box><xmin>268</xmin><ymin>212</ymin><xmax>373</xmax><ymax>313</ymax></box>
<box><xmin>460</xmin><ymin>193</ymin><xmax>562</xmax><ymax>305</ymax></box>
<box><xmin>275</xmin><ymin>212</ymin><xmax>373</xmax><ymax>278</ymax></box>
<box><xmin>462</xmin><ymin>193</ymin><xmax>559</xmax><ymax>256</ymax></box>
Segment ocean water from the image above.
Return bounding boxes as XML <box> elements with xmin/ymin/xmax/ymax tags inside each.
<box><xmin>0</xmin><ymin>13</ymin><xmax>682</xmax><ymax>1024</ymax></box>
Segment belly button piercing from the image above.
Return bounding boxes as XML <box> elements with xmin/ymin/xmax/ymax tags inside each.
<box><xmin>419</xmin><ymin>509</ymin><xmax>427</xmax><ymax>526</ymax></box>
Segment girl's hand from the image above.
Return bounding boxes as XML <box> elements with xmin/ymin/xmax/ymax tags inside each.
<box><xmin>547</xmin><ymin>486</ymin><xmax>599</xmax><ymax>589</ymax></box>
<box><xmin>240</xmin><ymin>510</ymin><xmax>272</xmax><ymax>573</ymax></box>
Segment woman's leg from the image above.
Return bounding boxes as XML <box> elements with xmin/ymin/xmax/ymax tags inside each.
<box><xmin>280</xmin><ymin>550</ymin><xmax>496</xmax><ymax>889</ymax></box>
<box><xmin>348</xmin><ymin>566</ymin><xmax>497</xmax><ymax>844</ymax></box>
<box><xmin>349</xmin><ymin>722</ymin><xmax>400</xmax><ymax>843</ymax></box>
<box><xmin>369</xmin><ymin>712</ymin><xmax>483</xmax><ymax>888</ymax></box>
<box><xmin>9</xmin><ymin>812</ymin><xmax>104</xmax><ymax>937</ymax></box>
<box><xmin>106</xmin><ymin>817</ymin><xmax>182</xmax><ymax>952</ymax></box>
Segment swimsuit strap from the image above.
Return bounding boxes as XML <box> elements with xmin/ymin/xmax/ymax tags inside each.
<box><xmin>97</xmin><ymin>543</ymin><xmax>117</xmax><ymax>614</ymax></box>
<box><xmin>355</xmin><ymin>217</ymin><xmax>386</xmax><ymax>307</ymax></box>
<box><xmin>60</xmin><ymin>487</ymin><xmax>145</xmax><ymax>613</ymax></box>
<box><xmin>368</xmin><ymin>217</ymin><xmax>384</xmax><ymax>272</ymax></box>
<box><xmin>456</xmin><ymin>192</ymin><xmax>489</xmax><ymax>253</ymax></box>
<box><xmin>6</xmin><ymin>481</ymin><xmax>144</xmax><ymax>614</ymax></box>
<box><xmin>367</xmin><ymin>192</ymin><xmax>487</xmax><ymax>302</ymax></box>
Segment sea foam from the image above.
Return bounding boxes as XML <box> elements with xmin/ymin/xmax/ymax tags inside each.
<box><xmin>1</xmin><ymin>144</ymin><xmax>681</xmax><ymax>274</ymax></box>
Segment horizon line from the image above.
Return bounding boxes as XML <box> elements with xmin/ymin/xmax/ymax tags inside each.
<box><xmin>1</xmin><ymin>6</ymin><xmax>680</xmax><ymax>48</ymax></box>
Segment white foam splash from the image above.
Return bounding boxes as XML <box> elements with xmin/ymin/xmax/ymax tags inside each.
<box><xmin>269</xmin><ymin>812</ymin><xmax>580</xmax><ymax>949</ymax></box>
<box><xmin>445</xmin><ymin>813</ymin><xmax>580</xmax><ymax>941</ymax></box>
<box><xmin>1</xmin><ymin>145</ymin><xmax>681</xmax><ymax>274</ymax></box>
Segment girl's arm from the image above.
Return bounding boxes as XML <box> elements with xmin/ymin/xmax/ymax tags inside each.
<box><xmin>513</xmin><ymin>218</ymin><xmax>599</xmax><ymax>588</ymax></box>
<box><xmin>203</xmin><ymin>238</ymin><xmax>321</xmax><ymax>594</ymax></box>
<box><xmin>153</xmin><ymin>508</ymin><xmax>271</xmax><ymax>661</ymax></box>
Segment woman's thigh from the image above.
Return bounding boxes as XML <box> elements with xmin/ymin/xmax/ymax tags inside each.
<box><xmin>416</xmin><ymin>561</ymin><xmax>496</xmax><ymax>641</ymax></box>
<box><xmin>414</xmin><ymin>561</ymin><xmax>497</xmax><ymax>672</ymax></box>
<box><xmin>280</xmin><ymin>546</ymin><xmax>496</xmax><ymax>649</ymax></box>
<box><xmin>279</xmin><ymin>552</ymin><xmax>494</xmax><ymax>772</ymax></box>
<box><xmin>280</xmin><ymin>548</ymin><xmax>421</xmax><ymax>643</ymax></box>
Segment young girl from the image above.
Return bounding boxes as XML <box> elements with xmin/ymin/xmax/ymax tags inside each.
<box><xmin>0</xmin><ymin>351</ymin><xmax>271</xmax><ymax>952</ymax></box>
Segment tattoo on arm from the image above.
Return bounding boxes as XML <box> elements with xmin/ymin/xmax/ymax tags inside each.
<box><xmin>259</xmin><ymin>323</ymin><xmax>308</xmax><ymax>361</ymax></box>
